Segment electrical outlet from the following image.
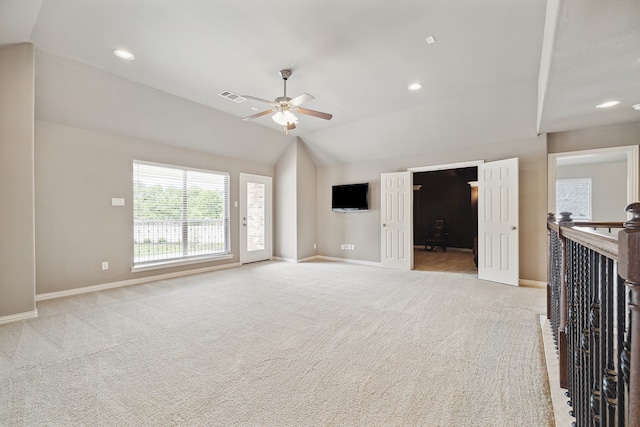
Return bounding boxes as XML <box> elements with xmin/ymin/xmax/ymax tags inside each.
<box><xmin>341</xmin><ymin>244</ymin><xmax>345</xmax><ymax>250</ymax></box>
<box><xmin>313</xmin><ymin>243</ymin><xmax>317</xmax><ymax>249</ymax></box>
<box><xmin>101</xmin><ymin>261</ymin><xmax>109</xmax><ymax>270</ymax></box>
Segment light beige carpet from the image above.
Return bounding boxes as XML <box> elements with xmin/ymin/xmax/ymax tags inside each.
<box><xmin>0</xmin><ymin>261</ymin><xmax>554</xmax><ymax>426</ymax></box>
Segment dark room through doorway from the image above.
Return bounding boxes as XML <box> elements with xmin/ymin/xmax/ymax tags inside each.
<box><xmin>413</xmin><ymin>167</ymin><xmax>478</xmax><ymax>273</ymax></box>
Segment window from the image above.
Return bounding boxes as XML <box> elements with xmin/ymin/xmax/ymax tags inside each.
<box><xmin>133</xmin><ymin>161</ymin><xmax>230</xmax><ymax>268</ymax></box>
<box><xmin>556</xmin><ymin>178</ymin><xmax>592</xmax><ymax>220</ymax></box>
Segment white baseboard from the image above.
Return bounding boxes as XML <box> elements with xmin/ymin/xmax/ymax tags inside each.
<box><xmin>272</xmin><ymin>256</ymin><xmax>295</xmax><ymax>263</ymax></box>
<box><xmin>315</xmin><ymin>255</ymin><xmax>382</xmax><ymax>268</ymax></box>
<box><xmin>519</xmin><ymin>279</ymin><xmax>547</xmax><ymax>288</ymax></box>
<box><xmin>0</xmin><ymin>309</ymin><xmax>38</xmax><ymax>325</ymax></box>
<box><xmin>273</xmin><ymin>256</ymin><xmax>320</xmax><ymax>264</ymax></box>
<box><xmin>36</xmin><ymin>262</ymin><xmax>241</xmax><ymax>301</ymax></box>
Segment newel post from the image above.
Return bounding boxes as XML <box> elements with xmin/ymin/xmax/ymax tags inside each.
<box><xmin>618</xmin><ymin>202</ymin><xmax>640</xmax><ymax>427</ymax></box>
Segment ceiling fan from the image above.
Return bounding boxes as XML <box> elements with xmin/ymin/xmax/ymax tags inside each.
<box><xmin>242</xmin><ymin>69</ymin><xmax>333</xmax><ymax>133</ymax></box>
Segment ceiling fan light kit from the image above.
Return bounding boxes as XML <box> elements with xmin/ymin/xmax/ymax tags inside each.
<box><xmin>242</xmin><ymin>69</ymin><xmax>333</xmax><ymax>133</ymax></box>
<box><xmin>272</xmin><ymin>110</ymin><xmax>298</xmax><ymax>126</ymax></box>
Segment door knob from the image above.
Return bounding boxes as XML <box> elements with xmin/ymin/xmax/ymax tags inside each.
<box><xmin>511</xmin><ymin>226</ymin><xmax>517</xmax><ymax>230</ymax></box>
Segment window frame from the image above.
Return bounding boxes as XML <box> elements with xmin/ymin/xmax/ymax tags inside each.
<box><xmin>131</xmin><ymin>160</ymin><xmax>231</xmax><ymax>272</ymax></box>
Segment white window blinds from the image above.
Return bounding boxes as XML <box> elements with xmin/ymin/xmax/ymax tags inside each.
<box><xmin>133</xmin><ymin>161</ymin><xmax>230</xmax><ymax>265</ymax></box>
<box><xmin>556</xmin><ymin>178</ymin><xmax>592</xmax><ymax>221</ymax></box>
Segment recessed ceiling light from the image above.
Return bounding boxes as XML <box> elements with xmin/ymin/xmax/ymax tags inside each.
<box><xmin>408</xmin><ymin>83</ymin><xmax>423</xmax><ymax>91</ymax></box>
<box><xmin>113</xmin><ymin>49</ymin><xmax>135</xmax><ymax>60</ymax></box>
<box><xmin>595</xmin><ymin>100</ymin><xmax>620</xmax><ymax>109</ymax></box>
<box><xmin>632</xmin><ymin>104</ymin><xmax>640</xmax><ymax>111</ymax></box>
<box><xmin>425</xmin><ymin>35</ymin><xmax>436</xmax><ymax>45</ymax></box>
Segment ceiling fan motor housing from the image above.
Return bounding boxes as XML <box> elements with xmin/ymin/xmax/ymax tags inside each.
<box><xmin>279</xmin><ymin>69</ymin><xmax>292</xmax><ymax>80</ymax></box>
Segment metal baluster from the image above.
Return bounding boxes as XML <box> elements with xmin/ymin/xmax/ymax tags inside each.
<box><xmin>567</xmin><ymin>239</ymin><xmax>574</xmax><ymax>419</ymax></box>
<box><xmin>575</xmin><ymin>242</ymin><xmax>583</xmax><ymax>426</ymax></box>
<box><xmin>582</xmin><ymin>248</ymin><xmax>592</xmax><ymax>426</ymax></box>
<box><xmin>550</xmin><ymin>229</ymin><xmax>561</xmax><ymax>345</ymax></box>
<box><xmin>615</xmin><ymin>274</ymin><xmax>626</xmax><ymax>427</ymax></box>
<box><xmin>603</xmin><ymin>257</ymin><xmax>617</xmax><ymax>426</ymax></box>
<box><xmin>573</xmin><ymin>240</ymin><xmax>580</xmax><ymax>424</ymax></box>
<box><xmin>619</xmin><ymin>282</ymin><xmax>631</xmax><ymax>427</ymax></box>
<box><xmin>590</xmin><ymin>252</ymin><xmax>602</xmax><ymax>426</ymax></box>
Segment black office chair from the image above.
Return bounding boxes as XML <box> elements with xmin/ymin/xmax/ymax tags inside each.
<box><xmin>424</xmin><ymin>218</ymin><xmax>448</xmax><ymax>252</ymax></box>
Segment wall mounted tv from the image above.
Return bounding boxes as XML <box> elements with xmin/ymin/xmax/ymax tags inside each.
<box><xmin>332</xmin><ymin>183</ymin><xmax>369</xmax><ymax>212</ymax></box>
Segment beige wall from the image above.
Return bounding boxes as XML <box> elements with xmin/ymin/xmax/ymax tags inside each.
<box><xmin>0</xmin><ymin>43</ymin><xmax>36</xmax><ymax>318</ymax></box>
<box><xmin>35</xmin><ymin>121</ymin><xmax>272</xmax><ymax>294</ymax></box>
<box><xmin>273</xmin><ymin>139</ymin><xmax>318</xmax><ymax>261</ymax></box>
<box><xmin>317</xmin><ymin>135</ymin><xmax>549</xmax><ymax>282</ymax></box>
<box><xmin>548</xmin><ymin>122</ymin><xmax>640</xmax><ymax>153</ymax></box>
<box><xmin>274</xmin><ymin>142</ymin><xmax>298</xmax><ymax>260</ymax></box>
<box><xmin>296</xmin><ymin>141</ymin><xmax>317</xmax><ymax>260</ymax></box>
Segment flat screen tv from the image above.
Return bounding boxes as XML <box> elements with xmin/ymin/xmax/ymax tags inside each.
<box><xmin>332</xmin><ymin>183</ymin><xmax>369</xmax><ymax>212</ymax></box>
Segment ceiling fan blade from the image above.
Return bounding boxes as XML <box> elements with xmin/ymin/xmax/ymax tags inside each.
<box><xmin>242</xmin><ymin>109</ymin><xmax>273</xmax><ymax>121</ymax></box>
<box><xmin>287</xmin><ymin>122</ymin><xmax>296</xmax><ymax>130</ymax></box>
<box><xmin>289</xmin><ymin>93</ymin><xmax>314</xmax><ymax>106</ymax></box>
<box><xmin>243</xmin><ymin>95</ymin><xmax>275</xmax><ymax>105</ymax></box>
<box><xmin>295</xmin><ymin>107</ymin><xmax>333</xmax><ymax>120</ymax></box>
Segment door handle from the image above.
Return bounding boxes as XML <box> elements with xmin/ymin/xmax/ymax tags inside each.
<box><xmin>511</xmin><ymin>226</ymin><xmax>517</xmax><ymax>230</ymax></box>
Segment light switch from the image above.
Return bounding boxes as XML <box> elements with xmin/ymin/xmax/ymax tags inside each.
<box><xmin>112</xmin><ymin>198</ymin><xmax>125</xmax><ymax>206</ymax></box>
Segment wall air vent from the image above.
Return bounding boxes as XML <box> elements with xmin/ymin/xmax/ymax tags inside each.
<box><xmin>218</xmin><ymin>90</ymin><xmax>247</xmax><ymax>103</ymax></box>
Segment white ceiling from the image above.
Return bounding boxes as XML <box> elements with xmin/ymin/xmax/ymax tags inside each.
<box><xmin>1</xmin><ymin>0</ymin><xmax>639</xmax><ymax>166</ymax></box>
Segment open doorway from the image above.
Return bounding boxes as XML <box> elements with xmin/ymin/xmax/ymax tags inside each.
<box><xmin>383</xmin><ymin>158</ymin><xmax>519</xmax><ymax>285</ymax></box>
<box><xmin>412</xmin><ymin>167</ymin><xmax>478</xmax><ymax>274</ymax></box>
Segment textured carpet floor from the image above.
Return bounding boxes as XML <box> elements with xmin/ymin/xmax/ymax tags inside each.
<box><xmin>0</xmin><ymin>261</ymin><xmax>554</xmax><ymax>426</ymax></box>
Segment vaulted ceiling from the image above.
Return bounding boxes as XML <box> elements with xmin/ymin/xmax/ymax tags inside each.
<box><xmin>2</xmin><ymin>0</ymin><xmax>639</xmax><ymax>166</ymax></box>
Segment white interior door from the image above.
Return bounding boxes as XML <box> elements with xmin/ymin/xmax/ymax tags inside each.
<box><xmin>380</xmin><ymin>171</ymin><xmax>413</xmax><ymax>270</ymax></box>
<box><xmin>240</xmin><ymin>173</ymin><xmax>272</xmax><ymax>264</ymax></box>
<box><xmin>478</xmin><ymin>158</ymin><xmax>519</xmax><ymax>286</ymax></box>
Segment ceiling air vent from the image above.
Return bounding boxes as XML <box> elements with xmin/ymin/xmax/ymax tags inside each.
<box><xmin>218</xmin><ymin>90</ymin><xmax>246</xmax><ymax>103</ymax></box>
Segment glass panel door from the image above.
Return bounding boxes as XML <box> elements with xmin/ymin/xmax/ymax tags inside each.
<box><xmin>246</xmin><ymin>182</ymin><xmax>265</xmax><ymax>251</ymax></box>
<box><xmin>240</xmin><ymin>174</ymin><xmax>272</xmax><ymax>263</ymax></box>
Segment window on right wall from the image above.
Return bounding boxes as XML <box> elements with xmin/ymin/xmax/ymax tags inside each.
<box><xmin>556</xmin><ymin>178</ymin><xmax>592</xmax><ymax>220</ymax></box>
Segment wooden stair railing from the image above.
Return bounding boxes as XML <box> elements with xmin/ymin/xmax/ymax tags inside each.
<box><xmin>547</xmin><ymin>203</ymin><xmax>640</xmax><ymax>426</ymax></box>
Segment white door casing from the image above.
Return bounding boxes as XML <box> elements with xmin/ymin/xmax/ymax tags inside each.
<box><xmin>240</xmin><ymin>173</ymin><xmax>272</xmax><ymax>264</ymax></box>
<box><xmin>380</xmin><ymin>171</ymin><xmax>413</xmax><ymax>270</ymax></box>
<box><xmin>478</xmin><ymin>158</ymin><xmax>519</xmax><ymax>286</ymax></box>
